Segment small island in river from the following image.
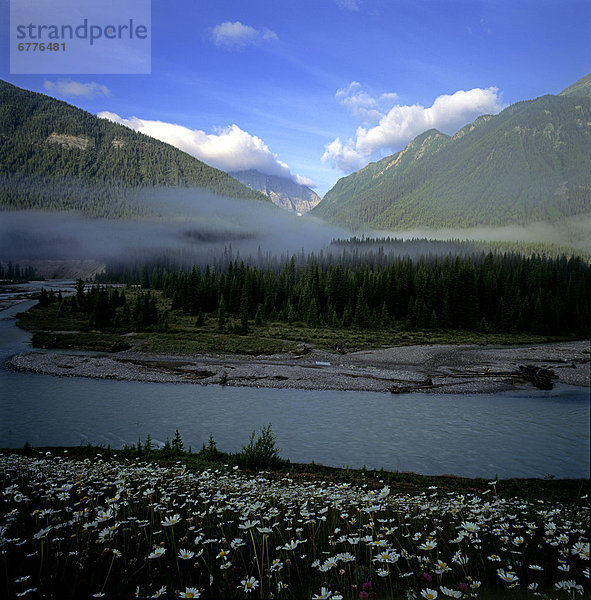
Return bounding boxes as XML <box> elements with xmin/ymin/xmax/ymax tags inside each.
<box><xmin>6</xmin><ymin>270</ymin><xmax>590</xmax><ymax>394</ymax></box>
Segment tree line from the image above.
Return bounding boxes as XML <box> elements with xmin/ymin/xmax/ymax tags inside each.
<box><xmin>100</xmin><ymin>250</ymin><xmax>590</xmax><ymax>336</ymax></box>
<box><xmin>38</xmin><ymin>280</ymin><xmax>167</xmax><ymax>331</ymax></box>
<box><xmin>0</xmin><ymin>261</ymin><xmax>37</xmax><ymax>281</ymax></box>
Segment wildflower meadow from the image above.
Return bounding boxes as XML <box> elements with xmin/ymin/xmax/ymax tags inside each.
<box><xmin>0</xmin><ymin>451</ymin><xmax>589</xmax><ymax>599</ymax></box>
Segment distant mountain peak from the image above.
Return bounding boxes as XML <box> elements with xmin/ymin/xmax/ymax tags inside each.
<box><xmin>229</xmin><ymin>169</ymin><xmax>321</xmax><ymax>214</ymax></box>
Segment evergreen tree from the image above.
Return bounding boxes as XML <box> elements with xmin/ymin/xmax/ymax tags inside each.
<box><xmin>254</xmin><ymin>304</ymin><xmax>263</xmax><ymax>326</ymax></box>
<box><xmin>239</xmin><ymin>287</ymin><xmax>250</xmax><ymax>333</ymax></box>
<box><xmin>76</xmin><ymin>278</ymin><xmax>85</xmax><ymax>311</ymax></box>
<box><xmin>306</xmin><ymin>297</ymin><xmax>320</xmax><ymax>327</ymax></box>
<box><xmin>38</xmin><ymin>288</ymin><xmax>50</xmax><ymax>308</ymax></box>
<box><xmin>172</xmin><ymin>429</ymin><xmax>184</xmax><ymax>454</ymax></box>
<box><xmin>531</xmin><ymin>294</ymin><xmax>545</xmax><ymax>334</ymax></box>
<box><xmin>217</xmin><ymin>295</ymin><xmax>227</xmax><ymax>332</ymax></box>
<box><xmin>354</xmin><ymin>288</ymin><xmax>371</xmax><ymax>328</ymax></box>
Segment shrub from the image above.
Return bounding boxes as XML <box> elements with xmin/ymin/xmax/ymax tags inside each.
<box><xmin>199</xmin><ymin>433</ymin><xmax>225</xmax><ymax>462</ymax></box>
<box><xmin>237</xmin><ymin>423</ymin><xmax>283</xmax><ymax>470</ymax></box>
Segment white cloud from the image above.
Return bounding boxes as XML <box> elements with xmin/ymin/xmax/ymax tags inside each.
<box><xmin>322</xmin><ymin>137</ymin><xmax>366</xmax><ymax>173</ymax></box>
<box><xmin>335</xmin><ymin>0</ymin><xmax>360</xmax><ymax>11</ymax></box>
<box><xmin>97</xmin><ymin>112</ymin><xmax>314</xmax><ymax>186</ymax></box>
<box><xmin>210</xmin><ymin>21</ymin><xmax>278</xmax><ymax>49</ymax></box>
<box><xmin>480</xmin><ymin>18</ymin><xmax>492</xmax><ymax>34</ymax></box>
<box><xmin>323</xmin><ymin>86</ymin><xmax>504</xmax><ymax>171</ymax></box>
<box><xmin>336</xmin><ymin>81</ymin><xmax>398</xmax><ymax>124</ymax></box>
<box><xmin>293</xmin><ymin>174</ymin><xmax>316</xmax><ymax>188</ymax></box>
<box><xmin>44</xmin><ymin>79</ymin><xmax>110</xmax><ymax>99</ymax></box>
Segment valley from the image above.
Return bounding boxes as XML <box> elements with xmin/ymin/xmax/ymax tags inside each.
<box><xmin>1</xmin><ymin>62</ymin><xmax>590</xmax><ymax>600</ymax></box>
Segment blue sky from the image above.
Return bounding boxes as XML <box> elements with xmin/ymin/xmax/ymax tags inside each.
<box><xmin>1</xmin><ymin>0</ymin><xmax>590</xmax><ymax>195</ymax></box>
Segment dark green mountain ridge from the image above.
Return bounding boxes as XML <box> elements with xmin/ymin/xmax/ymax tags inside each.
<box><xmin>0</xmin><ymin>80</ymin><xmax>269</xmax><ymax>218</ymax></box>
<box><xmin>313</xmin><ymin>74</ymin><xmax>591</xmax><ymax>230</ymax></box>
<box><xmin>559</xmin><ymin>73</ymin><xmax>591</xmax><ymax>98</ymax></box>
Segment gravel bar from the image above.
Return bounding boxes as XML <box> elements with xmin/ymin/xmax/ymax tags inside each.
<box><xmin>8</xmin><ymin>340</ymin><xmax>590</xmax><ymax>394</ymax></box>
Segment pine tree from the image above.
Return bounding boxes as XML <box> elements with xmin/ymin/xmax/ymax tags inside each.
<box><xmin>239</xmin><ymin>287</ymin><xmax>250</xmax><ymax>333</ymax></box>
<box><xmin>254</xmin><ymin>304</ymin><xmax>263</xmax><ymax>326</ymax></box>
<box><xmin>379</xmin><ymin>301</ymin><xmax>389</xmax><ymax>328</ymax></box>
<box><xmin>172</xmin><ymin>429</ymin><xmax>184</xmax><ymax>454</ymax></box>
<box><xmin>531</xmin><ymin>294</ymin><xmax>545</xmax><ymax>334</ymax></box>
<box><xmin>354</xmin><ymin>288</ymin><xmax>370</xmax><ymax>328</ymax></box>
<box><xmin>38</xmin><ymin>288</ymin><xmax>50</xmax><ymax>308</ymax></box>
<box><xmin>429</xmin><ymin>309</ymin><xmax>438</xmax><ymax>330</ymax></box>
<box><xmin>306</xmin><ymin>297</ymin><xmax>319</xmax><ymax>327</ymax></box>
<box><xmin>217</xmin><ymin>295</ymin><xmax>227</xmax><ymax>332</ymax></box>
<box><xmin>76</xmin><ymin>278</ymin><xmax>85</xmax><ymax>311</ymax></box>
<box><xmin>195</xmin><ymin>309</ymin><xmax>205</xmax><ymax>327</ymax></box>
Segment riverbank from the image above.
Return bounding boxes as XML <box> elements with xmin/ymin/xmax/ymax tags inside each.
<box><xmin>3</xmin><ymin>444</ymin><xmax>589</xmax><ymax>500</ymax></box>
<box><xmin>8</xmin><ymin>339</ymin><xmax>590</xmax><ymax>393</ymax></box>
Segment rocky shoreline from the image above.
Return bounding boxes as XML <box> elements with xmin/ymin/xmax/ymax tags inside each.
<box><xmin>8</xmin><ymin>340</ymin><xmax>590</xmax><ymax>394</ymax></box>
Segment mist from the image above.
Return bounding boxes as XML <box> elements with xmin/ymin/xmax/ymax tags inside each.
<box><xmin>370</xmin><ymin>214</ymin><xmax>591</xmax><ymax>254</ymax></box>
<box><xmin>0</xmin><ymin>188</ymin><xmax>349</xmax><ymax>268</ymax></box>
<box><xmin>2</xmin><ymin>187</ymin><xmax>588</xmax><ymax>278</ymax></box>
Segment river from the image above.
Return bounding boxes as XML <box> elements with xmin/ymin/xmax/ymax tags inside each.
<box><xmin>1</xmin><ymin>282</ymin><xmax>589</xmax><ymax>479</ymax></box>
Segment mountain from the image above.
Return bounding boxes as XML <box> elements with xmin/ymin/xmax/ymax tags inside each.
<box><xmin>313</xmin><ymin>74</ymin><xmax>591</xmax><ymax>230</ymax></box>
<box><xmin>0</xmin><ymin>80</ymin><xmax>269</xmax><ymax>218</ymax></box>
<box><xmin>229</xmin><ymin>169</ymin><xmax>321</xmax><ymax>214</ymax></box>
<box><xmin>559</xmin><ymin>73</ymin><xmax>591</xmax><ymax>98</ymax></box>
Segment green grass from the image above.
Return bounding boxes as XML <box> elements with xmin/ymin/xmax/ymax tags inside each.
<box><xmin>252</xmin><ymin>320</ymin><xmax>565</xmax><ymax>352</ymax></box>
<box><xmin>138</xmin><ymin>330</ymin><xmax>299</xmax><ymax>355</ymax></box>
<box><xmin>18</xmin><ymin>299</ymin><xmax>576</xmax><ymax>356</ymax></box>
<box><xmin>16</xmin><ymin>303</ymin><xmax>85</xmax><ymax>331</ymax></box>
<box><xmin>30</xmin><ymin>331</ymin><xmax>132</xmax><ymax>352</ymax></box>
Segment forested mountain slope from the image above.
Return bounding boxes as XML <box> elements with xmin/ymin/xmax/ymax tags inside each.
<box><xmin>313</xmin><ymin>74</ymin><xmax>591</xmax><ymax>230</ymax></box>
<box><xmin>559</xmin><ymin>73</ymin><xmax>591</xmax><ymax>98</ymax></box>
<box><xmin>0</xmin><ymin>80</ymin><xmax>269</xmax><ymax>218</ymax></box>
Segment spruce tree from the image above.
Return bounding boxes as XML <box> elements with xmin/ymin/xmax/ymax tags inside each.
<box><xmin>217</xmin><ymin>295</ymin><xmax>227</xmax><ymax>332</ymax></box>
<box><xmin>172</xmin><ymin>429</ymin><xmax>184</xmax><ymax>454</ymax></box>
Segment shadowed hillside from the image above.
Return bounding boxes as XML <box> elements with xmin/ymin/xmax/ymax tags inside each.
<box><xmin>313</xmin><ymin>74</ymin><xmax>591</xmax><ymax>230</ymax></box>
<box><xmin>0</xmin><ymin>80</ymin><xmax>269</xmax><ymax>218</ymax></box>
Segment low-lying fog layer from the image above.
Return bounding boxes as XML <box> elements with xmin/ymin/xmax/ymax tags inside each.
<box><xmin>374</xmin><ymin>213</ymin><xmax>591</xmax><ymax>252</ymax></box>
<box><xmin>1</xmin><ymin>187</ymin><xmax>589</xmax><ymax>267</ymax></box>
<box><xmin>0</xmin><ymin>189</ymin><xmax>348</xmax><ymax>264</ymax></box>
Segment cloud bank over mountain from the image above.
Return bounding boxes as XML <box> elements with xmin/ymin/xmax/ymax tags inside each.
<box><xmin>323</xmin><ymin>85</ymin><xmax>504</xmax><ymax>171</ymax></box>
<box><xmin>98</xmin><ymin>112</ymin><xmax>314</xmax><ymax>187</ymax></box>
